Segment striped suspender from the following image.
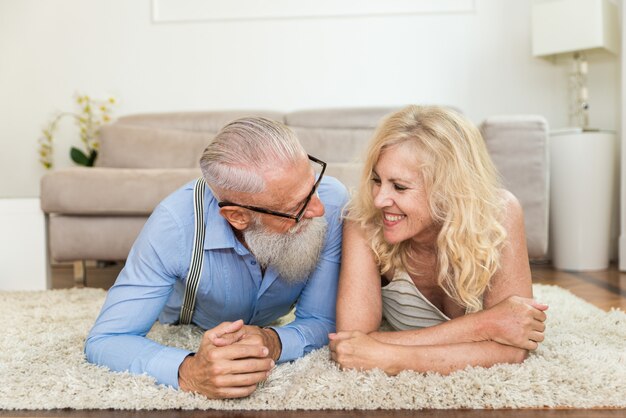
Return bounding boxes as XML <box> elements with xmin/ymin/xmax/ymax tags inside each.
<box><xmin>179</xmin><ymin>177</ymin><xmax>206</xmax><ymax>325</ymax></box>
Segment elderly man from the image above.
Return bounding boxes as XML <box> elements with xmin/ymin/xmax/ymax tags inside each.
<box><xmin>85</xmin><ymin>117</ymin><xmax>348</xmax><ymax>399</ymax></box>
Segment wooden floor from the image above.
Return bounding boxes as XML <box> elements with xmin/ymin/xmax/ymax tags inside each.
<box><xmin>530</xmin><ymin>262</ymin><xmax>625</xmax><ymax>311</ymax></box>
<box><xmin>2</xmin><ymin>409</ymin><xmax>625</xmax><ymax>418</ymax></box>
<box><xmin>1</xmin><ymin>410</ymin><xmax>625</xmax><ymax>418</ymax></box>
<box><xmin>2</xmin><ymin>262</ymin><xmax>623</xmax><ymax>418</ymax></box>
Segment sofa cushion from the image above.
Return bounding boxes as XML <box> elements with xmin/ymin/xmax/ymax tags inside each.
<box><xmin>96</xmin><ymin>124</ymin><xmax>211</xmax><ymax>168</ymax></box>
<box><xmin>326</xmin><ymin>163</ymin><xmax>363</xmax><ymax>193</ymax></box>
<box><xmin>41</xmin><ymin>167</ymin><xmax>201</xmax><ymax>215</ymax></box>
<box><xmin>294</xmin><ymin>127</ymin><xmax>375</xmax><ymax>164</ymax></box>
<box><xmin>286</xmin><ymin>107</ymin><xmax>396</xmax><ymax>129</ymax></box>
<box><xmin>98</xmin><ymin>111</ymin><xmax>287</xmax><ymax>169</ymax></box>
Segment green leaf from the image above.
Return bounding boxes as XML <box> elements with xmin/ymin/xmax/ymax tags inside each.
<box><xmin>87</xmin><ymin>149</ymin><xmax>98</xmax><ymax>167</ymax></box>
<box><xmin>70</xmin><ymin>147</ymin><xmax>90</xmax><ymax>166</ymax></box>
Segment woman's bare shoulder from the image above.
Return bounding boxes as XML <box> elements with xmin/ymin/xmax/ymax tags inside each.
<box><xmin>497</xmin><ymin>189</ymin><xmax>524</xmax><ymax>226</ymax></box>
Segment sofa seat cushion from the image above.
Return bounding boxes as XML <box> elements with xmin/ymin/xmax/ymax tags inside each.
<box><xmin>41</xmin><ymin>167</ymin><xmax>201</xmax><ymax>215</ymax></box>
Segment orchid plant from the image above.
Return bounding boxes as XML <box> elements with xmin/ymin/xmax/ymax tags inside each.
<box><xmin>38</xmin><ymin>94</ymin><xmax>116</xmax><ymax>169</ymax></box>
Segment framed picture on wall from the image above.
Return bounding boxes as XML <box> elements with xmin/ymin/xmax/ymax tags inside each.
<box><xmin>152</xmin><ymin>0</ymin><xmax>475</xmax><ymax>23</ymax></box>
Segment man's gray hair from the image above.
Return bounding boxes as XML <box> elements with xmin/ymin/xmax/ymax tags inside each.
<box><xmin>200</xmin><ymin>117</ymin><xmax>306</xmax><ymax>194</ymax></box>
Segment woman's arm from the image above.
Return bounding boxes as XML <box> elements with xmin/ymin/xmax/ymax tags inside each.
<box><xmin>331</xmin><ymin>193</ymin><xmax>547</xmax><ymax>372</ymax></box>
<box><xmin>336</xmin><ymin>220</ymin><xmax>385</xmax><ymax>333</ymax></box>
<box><xmin>329</xmin><ymin>331</ymin><xmax>527</xmax><ymax>375</ymax></box>
<box><xmin>480</xmin><ymin>192</ymin><xmax>547</xmax><ymax>350</ymax></box>
<box><xmin>341</xmin><ymin>193</ymin><xmax>546</xmax><ymax>350</ymax></box>
<box><xmin>368</xmin><ymin>295</ymin><xmax>546</xmax><ymax>350</ymax></box>
<box><xmin>373</xmin><ymin>192</ymin><xmax>545</xmax><ymax>348</ymax></box>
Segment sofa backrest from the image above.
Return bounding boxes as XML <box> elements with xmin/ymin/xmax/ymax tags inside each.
<box><xmin>96</xmin><ymin>108</ymin><xmax>396</xmax><ymax>192</ymax></box>
<box><xmin>93</xmin><ymin>107</ymin><xmax>548</xmax><ymax>258</ymax></box>
<box><xmin>480</xmin><ymin>115</ymin><xmax>550</xmax><ymax>258</ymax></box>
<box><xmin>96</xmin><ymin>110</ymin><xmax>285</xmax><ymax>169</ymax></box>
<box><xmin>285</xmin><ymin>108</ymin><xmax>396</xmax><ymax>191</ymax></box>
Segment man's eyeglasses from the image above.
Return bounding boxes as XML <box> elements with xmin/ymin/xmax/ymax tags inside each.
<box><xmin>217</xmin><ymin>154</ymin><xmax>327</xmax><ymax>223</ymax></box>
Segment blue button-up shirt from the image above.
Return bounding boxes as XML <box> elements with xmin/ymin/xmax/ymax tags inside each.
<box><xmin>85</xmin><ymin>177</ymin><xmax>348</xmax><ymax>388</ymax></box>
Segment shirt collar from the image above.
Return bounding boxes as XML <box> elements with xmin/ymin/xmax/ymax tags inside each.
<box><xmin>202</xmin><ymin>187</ymin><xmax>247</xmax><ymax>253</ymax></box>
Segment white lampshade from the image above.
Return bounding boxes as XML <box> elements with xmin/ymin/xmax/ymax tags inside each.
<box><xmin>532</xmin><ymin>0</ymin><xmax>619</xmax><ymax>57</ymax></box>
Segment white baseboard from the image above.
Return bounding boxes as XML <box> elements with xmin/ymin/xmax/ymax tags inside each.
<box><xmin>0</xmin><ymin>198</ymin><xmax>47</xmax><ymax>290</ymax></box>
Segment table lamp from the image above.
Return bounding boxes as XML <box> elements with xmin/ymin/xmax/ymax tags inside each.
<box><xmin>531</xmin><ymin>0</ymin><xmax>619</xmax><ymax>130</ymax></box>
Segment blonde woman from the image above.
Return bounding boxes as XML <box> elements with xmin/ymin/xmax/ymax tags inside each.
<box><xmin>329</xmin><ymin>105</ymin><xmax>548</xmax><ymax>375</ymax></box>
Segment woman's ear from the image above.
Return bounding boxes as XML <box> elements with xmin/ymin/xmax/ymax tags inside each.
<box><xmin>219</xmin><ymin>207</ymin><xmax>251</xmax><ymax>231</ymax></box>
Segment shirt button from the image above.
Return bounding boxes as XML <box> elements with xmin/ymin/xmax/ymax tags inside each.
<box><xmin>251</xmin><ymin>260</ymin><xmax>257</xmax><ymax>265</ymax></box>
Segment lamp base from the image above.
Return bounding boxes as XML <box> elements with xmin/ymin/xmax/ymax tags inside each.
<box><xmin>568</xmin><ymin>52</ymin><xmax>589</xmax><ymax>130</ymax></box>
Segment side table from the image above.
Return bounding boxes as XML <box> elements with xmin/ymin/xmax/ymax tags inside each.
<box><xmin>549</xmin><ymin>129</ymin><xmax>618</xmax><ymax>271</ymax></box>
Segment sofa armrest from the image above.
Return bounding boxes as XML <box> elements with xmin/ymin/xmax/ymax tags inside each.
<box><xmin>41</xmin><ymin>167</ymin><xmax>201</xmax><ymax>215</ymax></box>
<box><xmin>480</xmin><ymin>115</ymin><xmax>549</xmax><ymax>260</ymax></box>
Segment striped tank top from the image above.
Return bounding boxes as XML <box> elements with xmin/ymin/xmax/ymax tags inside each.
<box><xmin>381</xmin><ymin>271</ymin><xmax>450</xmax><ymax>331</ymax></box>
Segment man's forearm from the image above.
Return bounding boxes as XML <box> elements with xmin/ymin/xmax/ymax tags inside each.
<box><xmin>85</xmin><ymin>334</ymin><xmax>191</xmax><ymax>388</ymax></box>
<box><xmin>273</xmin><ymin>316</ymin><xmax>334</xmax><ymax>362</ymax></box>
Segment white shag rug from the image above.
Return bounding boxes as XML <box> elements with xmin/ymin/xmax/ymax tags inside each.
<box><xmin>0</xmin><ymin>284</ymin><xmax>624</xmax><ymax>410</ymax></box>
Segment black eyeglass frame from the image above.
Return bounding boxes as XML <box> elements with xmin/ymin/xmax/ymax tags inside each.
<box><xmin>217</xmin><ymin>154</ymin><xmax>327</xmax><ymax>223</ymax></box>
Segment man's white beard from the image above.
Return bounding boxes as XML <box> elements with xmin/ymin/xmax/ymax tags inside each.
<box><xmin>243</xmin><ymin>216</ymin><xmax>328</xmax><ymax>284</ymax></box>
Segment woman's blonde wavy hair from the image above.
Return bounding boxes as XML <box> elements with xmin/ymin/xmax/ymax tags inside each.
<box><xmin>347</xmin><ymin>105</ymin><xmax>507</xmax><ymax>312</ymax></box>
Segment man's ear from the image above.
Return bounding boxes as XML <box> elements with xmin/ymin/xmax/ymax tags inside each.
<box><xmin>219</xmin><ymin>207</ymin><xmax>252</xmax><ymax>231</ymax></box>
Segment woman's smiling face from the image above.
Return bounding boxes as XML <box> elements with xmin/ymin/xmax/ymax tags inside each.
<box><xmin>371</xmin><ymin>142</ymin><xmax>438</xmax><ymax>246</ymax></box>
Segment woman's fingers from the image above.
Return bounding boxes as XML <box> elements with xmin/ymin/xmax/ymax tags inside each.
<box><xmin>532</xmin><ymin>319</ymin><xmax>546</xmax><ymax>332</ymax></box>
<box><xmin>529</xmin><ymin>331</ymin><xmax>545</xmax><ymax>343</ymax></box>
<box><xmin>529</xmin><ymin>299</ymin><xmax>549</xmax><ymax>311</ymax></box>
<box><xmin>328</xmin><ymin>331</ymin><xmax>354</xmax><ymax>340</ymax></box>
<box><xmin>532</xmin><ymin>308</ymin><xmax>548</xmax><ymax>322</ymax></box>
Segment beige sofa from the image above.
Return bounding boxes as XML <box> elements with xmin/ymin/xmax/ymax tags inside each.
<box><xmin>40</xmin><ymin>108</ymin><xmax>549</xmax><ymax>283</ymax></box>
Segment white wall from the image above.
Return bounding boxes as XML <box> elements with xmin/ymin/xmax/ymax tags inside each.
<box><xmin>1</xmin><ymin>0</ymin><xmax>619</xmax><ymax>199</ymax></box>
<box><xmin>0</xmin><ymin>199</ymin><xmax>47</xmax><ymax>290</ymax></box>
